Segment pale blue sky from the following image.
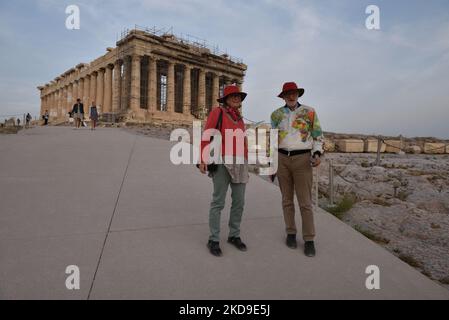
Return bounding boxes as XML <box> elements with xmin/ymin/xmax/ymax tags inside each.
<box><xmin>1</xmin><ymin>0</ymin><xmax>448</xmax><ymax>138</ymax></box>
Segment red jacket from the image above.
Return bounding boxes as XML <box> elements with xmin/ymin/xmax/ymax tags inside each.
<box><xmin>201</xmin><ymin>107</ymin><xmax>248</xmax><ymax>164</ymax></box>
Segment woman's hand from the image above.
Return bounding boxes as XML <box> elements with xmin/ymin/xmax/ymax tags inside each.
<box><xmin>199</xmin><ymin>163</ymin><xmax>207</xmax><ymax>174</ymax></box>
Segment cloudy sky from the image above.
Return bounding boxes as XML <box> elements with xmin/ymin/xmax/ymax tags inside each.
<box><xmin>1</xmin><ymin>0</ymin><xmax>448</xmax><ymax>138</ymax></box>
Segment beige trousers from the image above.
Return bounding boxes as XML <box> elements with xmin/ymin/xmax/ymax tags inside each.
<box><xmin>277</xmin><ymin>152</ymin><xmax>315</xmax><ymax>241</ymax></box>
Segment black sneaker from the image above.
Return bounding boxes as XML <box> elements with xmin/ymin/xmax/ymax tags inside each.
<box><xmin>286</xmin><ymin>234</ymin><xmax>297</xmax><ymax>249</ymax></box>
<box><xmin>207</xmin><ymin>240</ymin><xmax>223</xmax><ymax>257</ymax></box>
<box><xmin>304</xmin><ymin>241</ymin><xmax>316</xmax><ymax>257</ymax></box>
<box><xmin>227</xmin><ymin>237</ymin><xmax>247</xmax><ymax>252</ymax></box>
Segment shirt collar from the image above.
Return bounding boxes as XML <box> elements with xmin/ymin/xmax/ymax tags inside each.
<box><xmin>283</xmin><ymin>102</ymin><xmax>301</xmax><ymax>112</ymax></box>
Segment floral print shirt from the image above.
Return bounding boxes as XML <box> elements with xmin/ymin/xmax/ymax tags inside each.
<box><xmin>271</xmin><ymin>103</ymin><xmax>324</xmax><ymax>156</ymax></box>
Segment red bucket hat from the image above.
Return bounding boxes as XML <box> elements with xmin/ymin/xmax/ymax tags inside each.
<box><xmin>217</xmin><ymin>85</ymin><xmax>247</xmax><ymax>104</ymax></box>
<box><xmin>277</xmin><ymin>82</ymin><xmax>305</xmax><ymax>98</ymax></box>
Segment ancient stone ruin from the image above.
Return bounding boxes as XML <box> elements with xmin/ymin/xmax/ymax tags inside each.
<box><xmin>37</xmin><ymin>27</ymin><xmax>247</xmax><ymax>125</ymax></box>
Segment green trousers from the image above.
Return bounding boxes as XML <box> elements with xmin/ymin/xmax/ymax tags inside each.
<box><xmin>209</xmin><ymin>165</ymin><xmax>246</xmax><ymax>242</ymax></box>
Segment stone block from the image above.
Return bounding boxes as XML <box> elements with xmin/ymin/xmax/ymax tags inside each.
<box><xmin>406</xmin><ymin>146</ymin><xmax>422</xmax><ymax>154</ymax></box>
<box><xmin>384</xmin><ymin>140</ymin><xmax>402</xmax><ymax>153</ymax></box>
<box><xmin>424</xmin><ymin>143</ymin><xmax>446</xmax><ymax>154</ymax></box>
<box><xmin>364</xmin><ymin>139</ymin><xmax>386</xmax><ymax>153</ymax></box>
<box><xmin>324</xmin><ymin>138</ymin><xmax>336</xmax><ymax>152</ymax></box>
<box><xmin>336</xmin><ymin>139</ymin><xmax>364</xmax><ymax>153</ymax></box>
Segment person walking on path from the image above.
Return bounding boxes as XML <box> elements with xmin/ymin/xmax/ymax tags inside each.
<box><xmin>270</xmin><ymin>82</ymin><xmax>325</xmax><ymax>257</ymax></box>
<box><xmin>43</xmin><ymin>110</ymin><xmax>49</xmax><ymax>126</ymax></box>
<box><xmin>89</xmin><ymin>102</ymin><xmax>99</xmax><ymax>130</ymax></box>
<box><xmin>199</xmin><ymin>85</ymin><xmax>249</xmax><ymax>257</ymax></box>
<box><xmin>71</xmin><ymin>99</ymin><xmax>84</xmax><ymax>129</ymax></box>
<box><xmin>26</xmin><ymin>113</ymin><xmax>32</xmax><ymax>128</ymax></box>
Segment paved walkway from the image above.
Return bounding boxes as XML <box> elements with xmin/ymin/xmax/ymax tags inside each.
<box><xmin>0</xmin><ymin>126</ymin><xmax>448</xmax><ymax>300</ymax></box>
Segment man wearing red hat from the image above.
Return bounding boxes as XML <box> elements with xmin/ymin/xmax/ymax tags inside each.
<box><xmin>271</xmin><ymin>82</ymin><xmax>324</xmax><ymax>257</ymax></box>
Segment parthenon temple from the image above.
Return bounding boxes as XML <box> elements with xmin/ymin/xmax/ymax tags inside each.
<box><xmin>37</xmin><ymin>27</ymin><xmax>247</xmax><ymax>124</ymax></box>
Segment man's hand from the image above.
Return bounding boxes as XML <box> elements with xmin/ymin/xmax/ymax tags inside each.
<box><xmin>199</xmin><ymin>163</ymin><xmax>207</xmax><ymax>174</ymax></box>
<box><xmin>311</xmin><ymin>155</ymin><xmax>321</xmax><ymax>167</ymax></box>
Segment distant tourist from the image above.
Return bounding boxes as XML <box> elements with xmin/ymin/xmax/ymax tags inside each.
<box><xmin>43</xmin><ymin>110</ymin><xmax>49</xmax><ymax>126</ymax></box>
<box><xmin>68</xmin><ymin>111</ymin><xmax>74</xmax><ymax>126</ymax></box>
<box><xmin>89</xmin><ymin>102</ymin><xmax>99</xmax><ymax>130</ymax></box>
<box><xmin>270</xmin><ymin>82</ymin><xmax>325</xmax><ymax>257</ymax></box>
<box><xmin>26</xmin><ymin>113</ymin><xmax>32</xmax><ymax>128</ymax></box>
<box><xmin>71</xmin><ymin>99</ymin><xmax>84</xmax><ymax>129</ymax></box>
<box><xmin>17</xmin><ymin>118</ymin><xmax>20</xmax><ymax>126</ymax></box>
<box><xmin>199</xmin><ymin>85</ymin><xmax>249</xmax><ymax>257</ymax></box>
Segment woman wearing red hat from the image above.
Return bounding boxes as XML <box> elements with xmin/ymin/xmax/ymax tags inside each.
<box><xmin>199</xmin><ymin>85</ymin><xmax>249</xmax><ymax>257</ymax></box>
<box><xmin>271</xmin><ymin>82</ymin><xmax>325</xmax><ymax>257</ymax></box>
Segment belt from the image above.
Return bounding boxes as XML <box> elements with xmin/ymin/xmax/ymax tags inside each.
<box><xmin>278</xmin><ymin>149</ymin><xmax>311</xmax><ymax>156</ymax></box>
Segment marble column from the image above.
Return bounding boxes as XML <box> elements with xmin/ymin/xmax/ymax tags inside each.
<box><xmin>96</xmin><ymin>69</ymin><xmax>104</xmax><ymax>112</ymax></box>
<box><xmin>50</xmin><ymin>93</ymin><xmax>53</xmax><ymax>112</ymax></box>
<box><xmin>103</xmin><ymin>65</ymin><xmax>113</xmax><ymax>113</ymax></box>
<box><xmin>66</xmin><ymin>85</ymin><xmax>70</xmax><ymax>114</ymax></box>
<box><xmin>167</xmin><ymin>61</ymin><xmax>175</xmax><ymax>113</ymax></box>
<box><xmin>45</xmin><ymin>95</ymin><xmax>49</xmax><ymax>113</ymax></box>
<box><xmin>54</xmin><ymin>90</ymin><xmax>59</xmax><ymax>118</ymax></box>
<box><xmin>84</xmin><ymin>76</ymin><xmax>90</xmax><ymax>108</ymax></box>
<box><xmin>148</xmin><ymin>57</ymin><xmax>157</xmax><ymax>112</ymax></box>
<box><xmin>78</xmin><ymin>78</ymin><xmax>84</xmax><ymax>105</ymax></box>
<box><xmin>183</xmin><ymin>65</ymin><xmax>192</xmax><ymax>116</ymax></box>
<box><xmin>45</xmin><ymin>93</ymin><xmax>49</xmax><ymax>115</ymax></box>
<box><xmin>212</xmin><ymin>73</ymin><xmax>220</xmax><ymax>106</ymax></box>
<box><xmin>112</xmin><ymin>60</ymin><xmax>122</xmax><ymax>113</ymax></box>
<box><xmin>61</xmin><ymin>87</ymin><xmax>66</xmax><ymax>117</ymax></box>
<box><xmin>40</xmin><ymin>96</ymin><xmax>44</xmax><ymax>116</ymax></box>
<box><xmin>130</xmin><ymin>54</ymin><xmax>141</xmax><ymax>113</ymax></box>
<box><xmin>68</xmin><ymin>83</ymin><xmax>73</xmax><ymax>111</ymax></box>
<box><xmin>73</xmin><ymin>81</ymin><xmax>78</xmax><ymax>102</ymax></box>
<box><xmin>90</xmin><ymin>72</ymin><xmax>97</xmax><ymax>105</ymax></box>
<box><xmin>55</xmin><ymin>90</ymin><xmax>59</xmax><ymax>116</ymax></box>
<box><xmin>49</xmin><ymin>92</ymin><xmax>53</xmax><ymax>116</ymax></box>
<box><xmin>48</xmin><ymin>92</ymin><xmax>53</xmax><ymax>117</ymax></box>
<box><xmin>57</xmin><ymin>90</ymin><xmax>62</xmax><ymax>118</ymax></box>
<box><xmin>198</xmin><ymin>69</ymin><xmax>206</xmax><ymax>111</ymax></box>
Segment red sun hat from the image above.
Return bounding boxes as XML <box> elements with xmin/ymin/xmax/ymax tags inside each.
<box><xmin>277</xmin><ymin>82</ymin><xmax>305</xmax><ymax>98</ymax></box>
<box><xmin>217</xmin><ymin>85</ymin><xmax>247</xmax><ymax>104</ymax></box>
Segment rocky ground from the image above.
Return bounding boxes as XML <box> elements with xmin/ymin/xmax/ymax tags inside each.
<box><xmin>121</xmin><ymin>122</ymin><xmax>192</xmax><ymax>141</ymax></box>
<box><xmin>317</xmin><ymin>153</ymin><xmax>449</xmax><ymax>289</ymax></box>
<box><xmin>0</xmin><ymin>126</ymin><xmax>22</xmax><ymax>134</ymax></box>
<box><xmin>79</xmin><ymin>123</ymin><xmax>449</xmax><ymax>290</ymax></box>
